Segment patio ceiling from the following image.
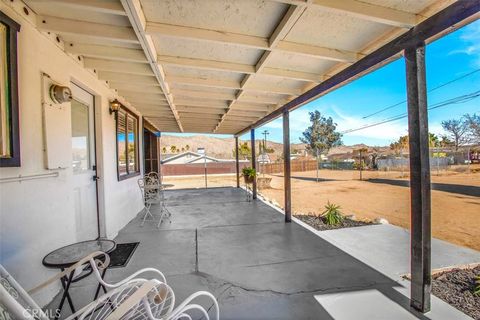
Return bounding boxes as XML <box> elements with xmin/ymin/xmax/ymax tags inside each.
<box><xmin>24</xmin><ymin>0</ymin><xmax>456</xmax><ymax>134</ymax></box>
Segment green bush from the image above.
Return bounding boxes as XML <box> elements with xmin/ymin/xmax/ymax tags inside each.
<box><xmin>321</xmin><ymin>202</ymin><xmax>344</xmax><ymax>225</ymax></box>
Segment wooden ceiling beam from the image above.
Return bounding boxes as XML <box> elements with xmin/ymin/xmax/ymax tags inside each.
<box><xmin>97</xmin><ymin>71</ymin><xmax>157</xmax><ymax>85</ymax></box>
<box><xmin>121</xmin><ymin>0</ymin><xmax>183</xmax><ymax>132</ymax></box>
<box><xmin>311</xmin><ymin>0</ymin><xmax>417</xmax><ymax>28</ymax></box>
<box><xmin>45</xmin><ymin>0</ymin><xmax>127</xmax><ymax>16</ymax></box>
<box><xmin>271</xmin><ymin>0</ymin><xmax>417</xmax><ymax>28</ymax></box>
<box><xmin>66</xmin><ymin>44</ymin><xmax>147</xmax><ymax>63</ymax></box>
<box><xmin>83</xmin><ymin>58</ymin><xmax>152</xmax><ymax>75</ymax></box>
<box><xmin>37</xmin><ymin>15</ymin><xmax>138</xmax><ymax>44</ymax></box>
<box><xmin>215</xmin><ymin>3</ymin><xmax>308</xmax><ymax>132</ymax></box>
<box><xmin>172</xmin><ymin>89</ymin><xmax>236</xmax><ymax>101</ymax></box>
<box><xmin>146</xmin><ymin>21</ymin><xmax>356</xmax><ymax>62</ymax></box>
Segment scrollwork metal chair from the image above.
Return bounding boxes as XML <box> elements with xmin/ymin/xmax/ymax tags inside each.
<box><xmin>1</xmin><ymin>264</ymin><xmax>218</xmax><ymax>320</ymax></box>
<box><xmin>140</xmin><ymin>172</ymin><xmax>172</xmax><ymax>228</ymax></box>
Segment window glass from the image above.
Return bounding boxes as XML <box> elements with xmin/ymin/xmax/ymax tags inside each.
<box><xmin>116</xmin><ymin>107</ymin><xmax>139</xmax><ymax>179</ymax></box>
<box><xmin>117</xmin><ymin>110</ymin><xmax>127</xmax><ymax>176</ymax></box>
<box><xmin>71</xmin><ymin>100</ymin><xmax>90</xmax><ymax>173</ymax></box>
<box><xmin>127</xmin><ymin>116</ymin><xmax>137</xmax><ymax>173</ymax></box>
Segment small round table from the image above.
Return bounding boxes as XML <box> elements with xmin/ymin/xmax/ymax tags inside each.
<box><xmin>43</xmin><ymin>239</ymin><xmax>116</xmax><ymax>319</ymax></box>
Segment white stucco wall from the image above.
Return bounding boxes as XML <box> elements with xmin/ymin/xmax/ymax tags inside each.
<box><xmin>0</xmin><ymin>3</ymin><xmax>144</xmax><ymax>306</ymax></box>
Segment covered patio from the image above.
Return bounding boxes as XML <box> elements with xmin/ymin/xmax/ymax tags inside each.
<box><xmin>1</xmin><ymin>0</ymin><xmax>479</xmax><ymax>318</ymax></box>
<box><xmin>47</xmin><ymin>187</ymin><xmax>478</xmax><ymax>319</ymax></box>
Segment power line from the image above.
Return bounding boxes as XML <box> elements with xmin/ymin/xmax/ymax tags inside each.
<box><xmin>361</xmin><ymin>68</ymin><xmax>480</xmax><ymax>119</ymax></box>
<box><xmin>342</xmin><ymin>90</ymin><xmax>480</xmax><ymax>134</ymax></box>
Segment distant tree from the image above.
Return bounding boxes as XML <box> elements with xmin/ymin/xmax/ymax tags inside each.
<box><xmin>370</xmin><ymin>147</ymin><xmax>380</xmax><ymax>169</ymax></box>
<box><xmin>299</xmin><ymin>110</ymin><xmax>342</xmax><ymax>155</ymax></box>
<box><xmin>181</xmin><ymin>147</ymin><xmax>185</xmax><ymax>152</ymax></box>
<box><xmin>162</xmin><ymin>146</ymin><xmax>167</xmax><ymax>154</ymax></box>
<box><xmin>439</xmin><ymin>135</ymin><xmax>453</xmax><ymax>148</ymax></box>
<box><xmin>170</xmin><ymin>145</ymin><xmax>177</xmax><ymax>153</ymax></box>
<box><xmin>441</xmin><ymin>118</ymin><xmax>469</xmax><ymax>151</ymax></box>
<box><xmin>465</xmin><ymin>113</ymin><xmax>480</xmax><ymax>143</ymax></box>
<box><xmin>429</xmin><ymin>133</ymin><xmax>440</xmax><ymax>148</ymax></box>
<box><xmin>390</xmin><ymin>135</ymin><xmax>408</xmax><ymax>155</ymax></box>
<box><xmin>185</xmin><ymin>144</ymin><xmax>190</xmax><ymax>151</ymax></box>
<box><xmin>233</xmin><ymin>142</ymin><xmax>251</xmax><ymax>160</ymax></box>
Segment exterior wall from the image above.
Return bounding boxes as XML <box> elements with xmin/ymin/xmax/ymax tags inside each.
<box><xmin>162</xmin><ymin>161</ymin><xmax>249</xmax><ymax>176</ymax></box>
<box><xmin>0</xmin><ymin>4</ymin><xmax>143</xmax><ymax>305</ymax></box>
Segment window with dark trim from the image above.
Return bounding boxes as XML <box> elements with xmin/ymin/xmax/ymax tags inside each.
<box><xmin>0</xmin><ymin>12</ymin><xmax>20</xmax><ymax>167</ymax></box>
<box><xmin>116</xmin><ymin>106</ymin><xmax>139</xmax><ymax>180</ymax></box>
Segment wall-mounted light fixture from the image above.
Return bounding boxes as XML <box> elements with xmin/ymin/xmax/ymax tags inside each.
<box><xmin>109</xmin><ymin>99</ymin><xmax>121</xmax><ymax>115</ymax></box>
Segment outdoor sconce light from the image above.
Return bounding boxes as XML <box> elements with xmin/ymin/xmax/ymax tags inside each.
<box><xmin>109</xmin><ymin>99</ymin><xmax>121</xmax><ymax>115</ymax></box>
<box><xmin>49</xmin><ymin>84</ymin><xmax>72</xmax><ymax>104</ymax></box>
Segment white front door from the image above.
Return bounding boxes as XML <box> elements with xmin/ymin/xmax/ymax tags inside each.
<box><xmin>71</xmin><ymin>83</ymin><xmax>98</xmax><ymax>241</ymax></box>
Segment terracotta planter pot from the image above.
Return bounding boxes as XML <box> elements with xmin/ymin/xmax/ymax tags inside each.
<box><xmin>243</xmin><ymin>175</ymin><xmax>255</xmax><ymax>184</ymax></box>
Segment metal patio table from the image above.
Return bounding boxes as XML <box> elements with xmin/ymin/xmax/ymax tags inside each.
<box><xmin>42</xmin><ymin>239</ymin><xmax>116</xmax><ymax>319</ymax></box>
<box><xmin>141</xmin><ymin>183</ymin><xmax>174</xmax><ymax>226</ymax></box>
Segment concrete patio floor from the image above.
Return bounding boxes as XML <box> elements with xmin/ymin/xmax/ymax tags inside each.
<box><xmin>48</xmin><ymin>187</ymin><xmax>478</xmax><ymax>319</ymax></box>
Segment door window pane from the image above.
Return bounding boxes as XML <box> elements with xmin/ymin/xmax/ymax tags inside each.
<box><xmin>71</xmin><ymin>100</ymin><xmax>90</xmax><ymax>173</ymax></box>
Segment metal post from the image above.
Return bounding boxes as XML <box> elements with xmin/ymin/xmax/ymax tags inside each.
<box><xmin>250</xmin><ymin>129</ymin><xmax>257</xmax><ymax>199</ymax></box>
<box><xmin>359</xmin><ymin>150</ymin><xmax>363</xmax><ymax>181</ymax></box>
<box><xmin>204</xmin><ymin>153</ymin><xmax>207</xmax><ymax>189</ymax></box>
<box><xmin>405</xmin><ymin>43</ymin><xmax>431</xmax><ymax>313</ymax></box>
<box><xmin>283</xmin><ymin>111</ymin><xmax>291</xmax><ymax>223</ymax></box>
<box><xmin>316</xmin><ymin>148</ymin><xmax>319</xmax><ymax>182</ymax></box>
<box><xmin>235</xmin><ymin>137</ymin><xmax>240</xmax><ymax>188</ymax></box>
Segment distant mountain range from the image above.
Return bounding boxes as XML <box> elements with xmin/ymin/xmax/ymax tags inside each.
<box><xmin>160</xmin><ymin>135</ymin><xmax>391</xmax><ymax>159</ymax></box>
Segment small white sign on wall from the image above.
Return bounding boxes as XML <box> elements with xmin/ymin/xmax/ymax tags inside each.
<box><xmin>42</xmin><ymin>73</ymin><xmax>71</xmax><ymax>169</ymax></box>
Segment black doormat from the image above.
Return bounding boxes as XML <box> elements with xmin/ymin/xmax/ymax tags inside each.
<box><xmin>108</xmin><ymin>242</ymin><xmax>139</xmax><ymax>268</ymax></box>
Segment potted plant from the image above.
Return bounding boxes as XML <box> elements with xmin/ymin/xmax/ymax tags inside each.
<box><xmin>242</xmin><ymin>167</ymin><xmax>256</xmax><ymax>184</ymax></box>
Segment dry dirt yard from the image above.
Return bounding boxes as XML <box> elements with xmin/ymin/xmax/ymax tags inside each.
<box><xmin>164</xmin><ymin>169</ymin><xmax>480</xmax><ymax>251</ymax></box>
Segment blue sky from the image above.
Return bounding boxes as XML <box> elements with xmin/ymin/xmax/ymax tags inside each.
<box><xmin>171</xmin><ymin>20</ymin><xmax>480</xmax><ymax>146</ymax></box>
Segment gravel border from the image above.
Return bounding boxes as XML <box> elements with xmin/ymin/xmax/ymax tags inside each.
<box><xmin>432</xmin><ymin>266</ymin><xmax>480</xmax><ymax>320</ymax></box>
<box><xmin>294</xmin><ymin>214</ymin><xmax>376</xmax><ymax>231</ymax></box>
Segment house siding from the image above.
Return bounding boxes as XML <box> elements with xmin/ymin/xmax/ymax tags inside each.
<box><xmin>0</xmin><ymin>3</ymin><xmax>143</xmax><ymax>306</ymax></box>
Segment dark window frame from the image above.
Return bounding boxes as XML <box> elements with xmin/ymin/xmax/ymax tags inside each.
<box><xmin>142</xmin><ymin>119</ymin><xmax>159</xmax><ymax>175</ymax></box>
<box><xmin>116</xmin><ymin>105</ymin><xmax>140</xmax><ymax>181</ymax></box>
<box><xmin>0</xmin><ymin>12</ymin><xmax>21</xmax><ymax>167</ymax></box>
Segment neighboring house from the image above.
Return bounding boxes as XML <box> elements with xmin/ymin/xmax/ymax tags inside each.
<box><xmin>161</xmin><ymin>151</ymin><xmax>236</xmax><ymax>164</ymax></box>
<box><xmin>258</xmin><ymin>154</ymin><xmax>271</xmax><ymax>164</ymax></box>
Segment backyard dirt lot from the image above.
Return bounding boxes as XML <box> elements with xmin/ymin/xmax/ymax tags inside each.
<box><xmin>164</xmin><ymin>168</ymin><xmax>480</xmax><ymax>251</ymax></box>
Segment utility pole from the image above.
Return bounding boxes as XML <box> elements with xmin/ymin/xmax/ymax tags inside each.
<box><xmin>262</xmin><ymin>130</ymin><xmax>269</xmax><ymax>151</ymax></box>
<box><xmin>262</xmin><ymin>130</ymin><xmax>269</xmax><ymax>178</ymax></box>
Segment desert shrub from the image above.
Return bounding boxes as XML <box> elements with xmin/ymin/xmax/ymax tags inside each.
<box><xmin>321</xmin><ymin>202</ymin><xmax>344</xmax><ymax>225</ymax></box>
<box><xmin>474</xmin><ymin>275</ymin><xmax>480</xmax><ymax>296</ymax></box>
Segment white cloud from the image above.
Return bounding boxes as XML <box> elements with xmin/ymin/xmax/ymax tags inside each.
<box><xmin>331</xmin><ymin>106</ymin><xmax>409</xmax><ymax>142</ymax></box>
<box><xmin>263</xmin><ymin>108</ymin><xmax>312</xmax><ymax>132</ymax></box>
<box><xmin>449</xmin><ymin>21</ymin><xmax>480</xmax><ymax>67</ymax></box>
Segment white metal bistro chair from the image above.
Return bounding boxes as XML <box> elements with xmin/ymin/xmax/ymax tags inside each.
<box><xmin>139</xmin><ymin>173</ymin><xmax>172</xmax><ymax>228</ymax></box>
<box><xmin>1</xmin><ymin>265</ymin><xmax>219</xmax><ymax>320</ymax></box>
